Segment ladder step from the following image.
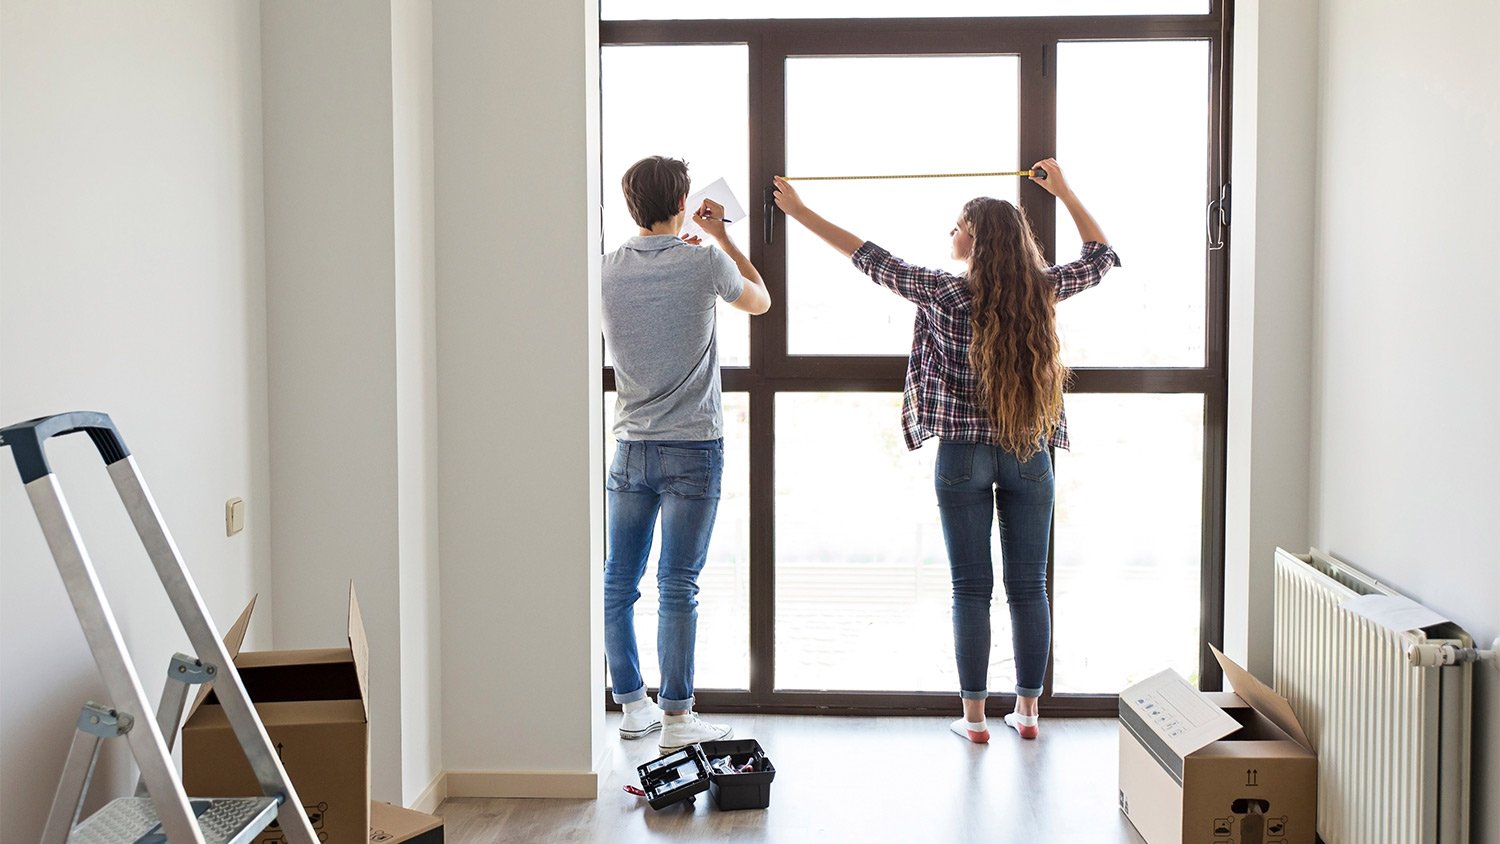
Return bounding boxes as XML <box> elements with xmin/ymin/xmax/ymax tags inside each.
<box><xmin>69</xmin><ymin>796</ymin><xmax>279</xmax><ymax>844</ymax></box>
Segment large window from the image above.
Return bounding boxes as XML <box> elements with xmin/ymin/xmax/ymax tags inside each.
<box><xmin>602</xmin><ymin>5</ymin><xmax>1231</xmax><ymax>715</ymax></box>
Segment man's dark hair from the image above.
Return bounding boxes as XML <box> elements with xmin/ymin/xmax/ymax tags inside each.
<box><xmin>622</xmin><ymin>156</ymin><xmax>691</xmax><ymax>229</ymax></box>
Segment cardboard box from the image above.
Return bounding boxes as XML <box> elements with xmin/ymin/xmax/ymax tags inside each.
<box><xmin>1119</xmin><ymin>647</ymin><xmax>1316</xmax><ymax>844</ymax></box>
<box><xmin>368</xmin><ymin>802</ymin><xmax>442</xmax><ymax>844</ymax></box>
<box><xmin>182</xmin><ymin>585</ymin><xmax>371</xmax><ymax>844</ymax></box>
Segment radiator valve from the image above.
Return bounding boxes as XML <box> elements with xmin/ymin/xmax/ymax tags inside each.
<box><xmin>1406</xmin><ymin>639</ymin><xmax>1499</xmax><ymax>668</ymax></box>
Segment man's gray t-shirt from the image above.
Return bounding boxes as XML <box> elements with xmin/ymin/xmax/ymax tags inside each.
<box><xmin>603</xmin><ymin>235</ymin><xmax>745</xmax><ymax>441</ymax></box>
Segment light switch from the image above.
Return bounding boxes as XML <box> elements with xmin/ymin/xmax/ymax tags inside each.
<box><xmin>226</xmin><ymin>497</ymin><xmax>245</xmax><ymax>536</ymax></box>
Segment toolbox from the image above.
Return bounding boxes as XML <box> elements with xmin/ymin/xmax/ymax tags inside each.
<box><xmin>636</xmin><ymin>738</ymin><xmax>776</xmax><ymax>811</ymax></box>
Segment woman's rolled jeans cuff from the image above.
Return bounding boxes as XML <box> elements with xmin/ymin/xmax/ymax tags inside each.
<box><xmin>960</xmin><ymin>686</ymin><xmax>1042</xmax><ymax>701</ymax></box>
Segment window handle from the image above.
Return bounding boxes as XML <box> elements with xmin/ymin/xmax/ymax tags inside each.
<box><xmin>1206</xmin><ymin>182</ymin><xmax>1230</xmax><ymax>251</ymax></box>
<box><xmin>763</xmin><ymin>186</ymin><xmax>778</xmax><ymax>245</ymax></box>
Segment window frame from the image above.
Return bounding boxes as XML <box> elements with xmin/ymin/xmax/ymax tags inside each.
<box><xmin>601</xmin><ymin>3</ymin><xmax>1233</xmax><ymax>717</ymax></box>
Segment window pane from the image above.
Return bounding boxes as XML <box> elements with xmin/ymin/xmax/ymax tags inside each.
<box><xmin>605</xmin><ymin>392</ymin><xmax>750</xmax><ymax>690</ymax></box>
<box><xmin>601</xmin><ymin>45</ymin><xmax>750</xmax><ymax>366</ymax></box>
<box><xmin>1052</xmin><ymin>393</ymin><xmax>1203</xmax><ymax>693</ymax></box>
<box><xmin>786</xmin><ymin>56</ymin><xmax>1018</xmax><ymax>355</ymax></box>
<box><xmin>774</xmin><ymin>393</ymin><xmax>1011</xmax><ymax>692</ymax></box>
<box><xmin>605</xmin><ymin>1</ymin><xmax>1208</xmax><ymax>20</ymax></box>
<box><xmin>1055</xmin><ymin>41</ymin><xmax>1209</xmax><ymax>367</ymax></box>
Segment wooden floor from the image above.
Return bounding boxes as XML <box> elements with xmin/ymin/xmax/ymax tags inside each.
<box><xmin>439</xmin><ymin>714</ymin><xmax>1149</xmax><ymax>843</ymax></box>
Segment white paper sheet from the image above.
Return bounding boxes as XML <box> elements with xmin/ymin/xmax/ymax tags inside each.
<box><xmin>1341</xmin><ymin>593</ymin><xmax>1449</xmax><ymax>633</ymax></box>
<box><xmin>1122</xmin><ymin>669</ymin><xmax>1243</xmax><ymax>757</ymax></box>
<box><xmin>679</xmin><ymin>177</ymin><xmax>746</xmax><ymax>241</ymax></box>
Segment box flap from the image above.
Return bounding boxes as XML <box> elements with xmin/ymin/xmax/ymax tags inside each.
<box><xmin>183</xmin><ymin>699</ymin><xmax>369</xmax><ymax>729</ymax></box>
<box><xmin>1211</xmin><ymin>645</ymin><xmax>1313</xmax><ymax>752</ymax></box>
<box><xmin>221</xmin><ymin>594</ymin><xmax>258</xmax><ymax>660</ymax></box>
<box><xmin>233</xmin><ymin>648</ymin><xmax>352</xmax><ymax>668</ymax></box>
<box><xmin>186</xmin><ymin>594</ymin><xmax>258</xmax><ymax>719</ymax></box>
<box><xmin>348</xmin><ymin>581</ymin><xmax>370</xmax><ymax>719</ymax></box>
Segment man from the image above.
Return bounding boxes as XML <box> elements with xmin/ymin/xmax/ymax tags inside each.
<box><xmin>602</xmin><ymin>156</ymin><xmax>770</xmax><ymax>752</ymax></box>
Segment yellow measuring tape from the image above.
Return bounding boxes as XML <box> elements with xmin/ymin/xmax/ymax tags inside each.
<box><xmin>782</xmin><ymin>169</ymin><xmax>1042</xmax><ymax>181</ymax></box>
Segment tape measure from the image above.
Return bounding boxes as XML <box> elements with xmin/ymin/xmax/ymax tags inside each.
<box><xmin>763</xmin><ymin>168</ymin><xmax>1047</xmax><ymax>243</ymax></box>
<box><xmin>782</xmin><ymin>167</ymin><xmax>1046</xmax><ymax>181</ymax></box>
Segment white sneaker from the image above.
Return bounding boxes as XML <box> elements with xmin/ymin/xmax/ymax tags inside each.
<box><xmin>619</xmin><ymin>698</ymin><xmax>663</xmax><ymax>740</ymax></box>
<box><xmin>657</xmin><ymin>712</ymin><xmax>732</xmax><ymax>752</ymax></box>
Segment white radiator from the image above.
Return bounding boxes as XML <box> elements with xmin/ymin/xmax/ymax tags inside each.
<box><xmin>1272</xmin><ymin>547</ymin><xmax>1472</xmax><ymax>844</ymax></box>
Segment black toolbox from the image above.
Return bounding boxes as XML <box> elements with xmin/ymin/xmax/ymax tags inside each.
<box><xmin>636</xmin><ymin>738</ymin><xmax>775</xmax><ymax>811</ymax></box>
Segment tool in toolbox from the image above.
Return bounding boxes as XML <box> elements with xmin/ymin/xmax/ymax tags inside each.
<box><xmin>635</xmin><ymin>739</ymin><xmax>776</xmax><ymax>812</ymax></box>
<box><xmin>1</xmin><ymin>411</ymin><xmax>320</xmax><ymax>844</ymax></box>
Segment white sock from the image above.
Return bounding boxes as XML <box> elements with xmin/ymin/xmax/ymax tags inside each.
<box><xmin>949</xmin><ymin>717</ymin><xmax>990</xmax><ymax>742</ymax></box>
<box><xmin>1003</xmin><ymin>711</ymin><xmax>1039</xmax><ymax>737</ymax></box>
<box><xmin>623</xmin><ymin>697</ymin><xmax>654</xmax><ymax>712</ymax></box>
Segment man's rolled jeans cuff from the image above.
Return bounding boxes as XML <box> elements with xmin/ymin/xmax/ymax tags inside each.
<box><xmin>1015</xmin><ymin>684</ymin><xmax>1043</xmax><ymax>698</ymax></box>
<box><xmin>960</xmin><ymin>689</ymin><xmax>988</xmax><ymax>702</ymax></box>
<box><xmin>657</xmin><ymin>695</ymin><xmax>695</xmax><ymax>713</ymax></box>
<box><xmin>613</xmin><ymin>685</ymin><xmax>649</xmax><ymax>706</ymax></box>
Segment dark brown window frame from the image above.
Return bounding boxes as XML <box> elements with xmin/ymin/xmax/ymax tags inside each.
<box><xmin>602</xmin><ymin>2</ymin><xmax>1233</xmax><ymax>718</ymax></box>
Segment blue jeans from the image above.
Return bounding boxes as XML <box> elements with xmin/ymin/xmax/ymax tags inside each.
<box><xmin>604</xmin><ymin>439</ymin><xmax>723</xmax><ymax>711</ymax></box>
<box><xmin>934</xmin><ymin>439</ymin><xmax>1054</xmax><ymax>700</ymax></box>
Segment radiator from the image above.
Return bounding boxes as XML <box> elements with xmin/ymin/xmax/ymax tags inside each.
<box><xmin>1272</xmin><ymin>547</ymin><xmax>1472</xmax><ymax>844</ymax></box>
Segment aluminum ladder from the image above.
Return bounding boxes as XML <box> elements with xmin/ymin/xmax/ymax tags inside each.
<box><xmin>1</xmin><ymin>412</ymin><xmax>318</xmax><ymax>844</ymax></box>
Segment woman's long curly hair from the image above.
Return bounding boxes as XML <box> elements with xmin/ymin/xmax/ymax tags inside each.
<box><xmin>962</xmin><ymin>197</ymin><xmax>1067</xmax><ymax>459</ymax></box>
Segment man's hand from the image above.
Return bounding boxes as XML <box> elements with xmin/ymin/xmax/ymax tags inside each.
<box><xmin>772</xmin><ymin>176</ymin><xmax>808</xmax><ymax>219</ymax></box>
<box><xmin>694</xmin><ymin>198</ymin><xmax>730</xmax><ymax>240</ymax></box>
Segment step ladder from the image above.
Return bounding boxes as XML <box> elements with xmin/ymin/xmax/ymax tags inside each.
<box><xmin>1</xmin><ymin>412</ymin><xmax>318</xmax><ymax>844</ymax></box>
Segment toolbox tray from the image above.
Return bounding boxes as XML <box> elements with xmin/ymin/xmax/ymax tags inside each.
<box><xmin>636</xmin><ymin>738</ymin><xmax>775</xmax><ymax>811</ymax></box>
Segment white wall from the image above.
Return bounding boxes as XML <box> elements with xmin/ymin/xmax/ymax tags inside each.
<box><xmin>1310</xmin><ymin>0</ymin><xmax>1500</xmax><ymax>836</ymax></box>
<box><xmin>261</xmin><ymin>0</ymin><xmax>401</xmax><ymax>802</ymax></box>
<box><xmin>1224</xmin><ymin>0</ymin><xmax>1318</xmax><ymax>679</ymax></box>
<box><xmin>0</xmin><ymin>1</ymin><xmax>269</xmax><ymax>838</ymax></box>
<box><xmin>391</xmin><ymin>0</ymin><xmax>444</xmax><ymax>807</ymax></box>
<box><xmin>260</xmin><ymin>0</ymin><xmax>443</xmax><ymax>805</ymax></box>
<box><xmin>433</xmin><ymin>0</ymin><xmax>605</xmax><ymax>789</ymax></box>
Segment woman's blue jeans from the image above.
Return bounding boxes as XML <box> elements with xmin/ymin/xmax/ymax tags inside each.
<box><xmin>934</xmin><ymin>439</ymin><xmax>1054</xmax><ymax>700</ymax></box>
<box><xmin>603</xmin><ymin>439</ymin><xmax>723</xmax><ymax>712</ymax></box>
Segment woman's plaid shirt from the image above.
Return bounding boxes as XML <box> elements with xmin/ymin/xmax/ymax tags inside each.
<box><xmin>850</xmin><ymin>240</ymin><xmax>1121</xmax><ymax>452</ymax></box>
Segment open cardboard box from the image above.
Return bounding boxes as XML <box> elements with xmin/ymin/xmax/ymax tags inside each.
<box><xmin>182</xmin><ymin>585</ymin><xmax>370</xmax><ymax>844</ymax></box>
<box><xmin>369</xmin><ymin>801</ymin><xmax>442</xmax><ymax>844</ymax></box>
<box><xmin>1119</xmin><ymin>647</ymin><xmax>1317</xmax><ymax>844</ymax></box>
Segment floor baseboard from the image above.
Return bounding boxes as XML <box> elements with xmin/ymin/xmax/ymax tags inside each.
<box><xmin>444</xmin><ymin>770</ymin><xmax>598</xmax><ymax>799</ymax></box>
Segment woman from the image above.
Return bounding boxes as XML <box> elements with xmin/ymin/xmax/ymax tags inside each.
<box><xmin>773</xmin><ymin>159</ymin><xmax>1117</xmax><ymax>741</ymax></box>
